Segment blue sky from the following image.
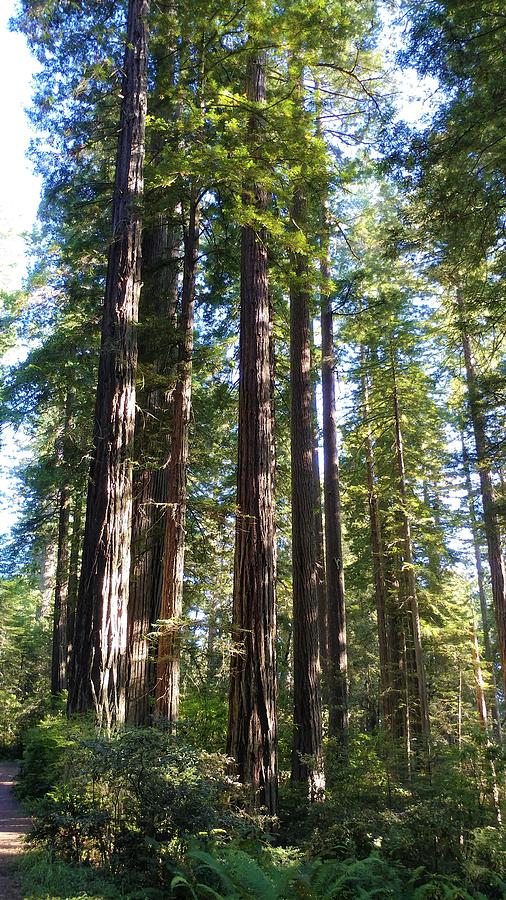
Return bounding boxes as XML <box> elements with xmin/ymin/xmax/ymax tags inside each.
<box><xmin>0</xmin><ymin>0</ymin><xmax>41</xmax><ymax>540</ymax></box>
<box><xmin>0</xmin><ymin>1</ymin><xmax>41</xmax><ymax>292</ymax></box>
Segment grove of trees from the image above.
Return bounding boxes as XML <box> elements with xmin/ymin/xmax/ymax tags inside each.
<box><xmin>2</xmin><ymin>0</ymin><xmax>506</xmax><ymax>896</ymax></box>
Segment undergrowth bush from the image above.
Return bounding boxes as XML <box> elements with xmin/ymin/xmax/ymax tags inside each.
<box><xmin>20</xmin><ymin>715</ymin><xmax>258</xmax><ymax>889</ymax></box>
<box><xmin>18</xmin><ymin>717</ymin><xmax>506</xmax><ymax>898</ymax></box>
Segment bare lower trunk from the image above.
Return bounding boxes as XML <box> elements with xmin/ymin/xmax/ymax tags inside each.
<box><xmin>470</xmin><ymin>623</ymin><xmax>502</xmax><ymax>824</ymax></box>
<box><xmin>67</xmin><ymin>0</ymin><xmax>150</xmax><ymax>727</ymax></box>
<box><xmin>51</xmin><ymin>484</ymin><xmax>71</xmax><ymax>694</ymax></box>
<box><xmin>462</xmin><ymin>435</ymin><xmax>502</xmax><ymax>742</ymax></box>
<box><xmin>321</xmin><ymin>214</ymin><xmax>348</xmax><ymax>742</ymax></box>
<box><xmin>391</xmin><ymin>349</ymin><xmax>430</xmax><ymax>750</ymax></box>
<box><xmin>37</xmin><ymin>538</ymin><xmax>57</xmax><ymax>620</ymax></box>
<box><xmin>458</xmin><ymin>291</ymin><xmax>506</xmax><ymax>702</ymax></box>
<box><xmin>127</xmin><ymin>214</ymin><xmax>179</xmax><ymax>726</ymax></box>
<box><xmin>361</xmin><ymin>353</ymin><xmax>390</xmax><ymax>730</ymax></box>
<box><xmin>227</xmin><ymin>51</ymin><xmax>278</xmax><ymax>815</ymax></box>
<box><xmin>66</xmin><ymin>494</ymin><xmax>82</xmax><ymax>662</ymax></box>
<box><xmin>155</xmin><ymin>194</ymin><xmax>199</xmax><ymax>724</ymax></box>
<box><xmin>311</xmin><ymin>360</ymin><xmax>327</xmax><ymax>666</ymax></box>
<box><xmin>290</xmin><ymin>105</ymin><xmax>323</xmax><ymax>794</ymax></box>
<box><xmin>127</xmin><ymin>467</ymin><xmax>166</xmax><ymax>724</ymax></box>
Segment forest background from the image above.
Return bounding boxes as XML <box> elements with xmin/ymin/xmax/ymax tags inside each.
<box><xmin>1</xmin><ymin>0</ymin><xmax>506</xmax><ymax>898</ymax></box>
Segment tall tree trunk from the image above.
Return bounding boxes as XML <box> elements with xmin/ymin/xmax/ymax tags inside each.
<box><xmin>37</xmin><ymin>538</ymin><xmax>57</xmax><ymax>620</ymax></box>
<box><xmin>311</xmin><ymin>344</ymin><xmax>327</xmax><ymax>666</ymax></box>
<box><xmin>227</xmin><ymin>50</ymin><xmax>278</xmax><ymax>815</ymax></box>
<box><xmin>290</xmin><ymin>72</ymin><xmax>323</xmax><ymax>797</ymax></box>
<box><xmin>51</xmin><ymin>390</ymin><xmax>75</xmax><ymax>694</ymax></box>
<box><xmin>391</xmin><ymin>349</ymin><xmax>430</xmax><ymax>750</ymax></box>
<box><xmin>66</xmin><ymin>494</ymin><xmax>82</xmax><ymax>662</ymax></box>
<box><xmin>126</xmin><ymin>213</ymin><xmax>179</xmax><ymax>726</ymax></box>
<box><xmin>361</xmin><ymin>351</ymin><xmax>391</xmax><ymax>731</ymax></box>
<box><xmin>458</xmin><ymin>291</ymin><xmax>506</xmax><ymax>701</ymax></box>
<box><xmin>155</xmin><ymin>191</ymin><xmax>199</xmax><ymax>724</ymax></box>
<box><xmin>461</xmin><ymin>435</ymin><xmax>502</xmax><ymax>742</ymax></box>
<box><xmin>321</xmin><ymin>209</ymin><xmax>348</xmax><ymax>741</ymax></box>
<box><xmin>67</xmin><ymin>0</ymin><xmax>150</xmax><ymax>727</ymax></box>
<box><xmin>470</xmin><ymin>622</ymin><xmax>502</xmax><ymax>824</ymax></box>
<box><xmin>51</xmin><ymin>484</ymin><xmax>71</xmax><ymax>694</ymax></box>
<box><xmin>126</xmin><ymin>31</ymin><xmax>180</xmax><ymax>725</ymax></box>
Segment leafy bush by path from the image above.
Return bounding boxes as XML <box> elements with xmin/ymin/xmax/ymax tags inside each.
<box><xmin>18</xmin><ymin>717</ymin><xmax>506</xmax><ymax>898</ymax></box>
<box><xmin>20</xmin><ymin>716</ymin><xmax>256</xmax><ymax>887</ymax></box>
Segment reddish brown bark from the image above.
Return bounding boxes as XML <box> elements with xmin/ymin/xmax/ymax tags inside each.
<box><xmin>391</xmin><ymin>350</ymin><xmax>430</xmax><ymax>749</ymax></box>
<box><xmin>311</xmin><ymin>353</ymin><xmax>327</xmax><ymax>666</ymax></box>
<box><xmin>361</xmin><ymin>353</ymin><xmax>391</xmax><ymax>730</ymax></box>
<box><xmin>66</xmin><ymin>494</ymin><xmax>82</xmax><ymax>663</ymax></box>
<box><xmin>458</xmin><ymin>292</ymin><xmax>506</xmax><ymax>702</ymax></box>
<box><xmin>290</xmin><ymin>173</ymin><xmax>323</xmax><ymax>796</ymax></box>
<box><xmin>126</xmin><ymin>212</ymin><xmax>179</xmax><ymax>726</ymax></box>
<box><xmin>51</xmin><ymin>484</ymin><xmax>70</xmax><ymax>695</ymax></box>
<box><xmin>67</xmin><ymin>0</ymin><xmax>150</xmax><ymax>727</ymax></box>
<box><xmin>227</xmin><ymin>51</ymin><xmax>278</xmax><ymax>815</ymax></box>
<box><xmin>155</xmin><ymin>193</ymin><xmax>199</xmax><ymax>723</ymax></box>
<box><xmin>321</xmin><ymin>218</ymin><xmax>348</xmax><ymax>741</ymax></box>
<box><xmin>461</xmin><ymin>436</ymin><xmax>502</xmax><ymax>742</ymax></box>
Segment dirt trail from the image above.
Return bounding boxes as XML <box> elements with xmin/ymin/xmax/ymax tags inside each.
<box><xmin>0</xmin><ymin>763</ymin><xmax>31</xmax><ymax>900</ymax></box>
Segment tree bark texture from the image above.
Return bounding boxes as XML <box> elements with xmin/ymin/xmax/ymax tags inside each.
<box><xmin>155</xmin><ymin>193</ymin><xmax>199</xmax><ymax>724</ymax></box>
<box><xmin>67</xmin><ymin>0</ymin><xmax>150</xmax><ymax>727</ymax></box>
<box><xmin>311</xmin><ymin>350</ymin><xmax>327</xmax><ymax>667</ymax></box>
<box><xmin>66</xmin><ymin>494</ymin><xmax>82</xmax><ymax>663</ymax></box>
<box><xmin>462</xmin><ymin>436</ymin><xmax>502</xmax><ymax>742</ymax></box>
<box><xmin>290</xmin><ymin>162</ymin><xmax>323</xmax><ymax>797</ymax></box>
<box><xmin>321</xmin><ymin>216</ymin><xmax>348</xmax><ymax>741</ymax></box>
<box><xmin>458</xmin><ymin>292</ymin><xmax>506</xmax><ymax>701</ymax></box>
<box><xmin>361</xmin><ymin>353</ymin><xmax>391</xmax><ymax>731</ymax></box>
<box><xmin>126</xmin><ymin>212</ymin><xmax>179</xmax><ymax>725</ymax></box>
<box><xmin>227</xmin><ymin>51</ymin><xmax>278</xmax><ymax>815</ymax></box>
<box><xmin>391</xmin><ymin>351</ymin><xmax>430</xmax><ymax>749</ymax></box>
<box><xmin>51</xmin><ymin>484</ymin><xmax>71</xmax><ymax>694</ymax></box>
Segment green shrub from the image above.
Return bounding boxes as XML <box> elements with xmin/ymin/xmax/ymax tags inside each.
<box><xmin>22</xmin><ymin>721</ymin><xmax>253</xmax><ymax>889</ymax></box>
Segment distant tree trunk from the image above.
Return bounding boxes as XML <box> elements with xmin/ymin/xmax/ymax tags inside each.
<box><xmin>207</xmin><ymin>602</ymin><xmax>218</xmax><ymax>679</ymax></box>
<box><xmin>471</xmin><ymin>622</ymin><xmax>488</xmax><ymax>731</ymax></box>
<box><xmin>51</xmin><ymin>484</ymin><xmax>70</xmax><ymax>694</ymax></box>
<box><xmin>227</xmin><ymin>50</ymin><xmax>278</xmax><ymax>815</ymax></box>
<box><xmin>290</xmin><ymin>74</ymin><xmax>323</xmax><ymax>795</ymax></box>
<box><xmin>66</xmin><ymin>494</ymin><xmax>82</xmax><ymax>663</ymax></box>
<box><xmin>311</xmin><ymin>344</ymin><xmax>327</xmax><ymax>666</ymax></box>
<box><xmin>126</xmin><ymin>33</ymin><xmax>180</xmax><ymax>725</ymax></box>
<box><xmin>461</xmin><ymin>435</ymin><xmax>502</xmax><ymax>743</ymax></box>
<box><xmin>391</xmin><ymin>349</ymin><xmax>430</xmax><ymax>750</ymax></box>
<box><xmin>67</xmin><ymin>0</ymin><xmax>150</xmax><ymax>727</ymax></box>
<box><xmin>458</xmin><ymin>291</ymin><xmax>506</xmax><ymax>703</ymax></box>
<box><xmin>321</xmin><ymin>211</ymin><xmax>348</xmax><ymax>742</ymax></box>
<box><xmin>51</xmin><ymin>391</ymin><xmax>74</xmax><ymax>694</ymax></box>
<box><xmin>126</xmin><ymin>213</ymin><xmax>179</xmax><ymax>726</ymax></box>
<box><xmin>470</xmin><ymin>622</ymin><xmax>502</xmax><ymax>824</ymax></box>
<box><xmin>155</xmin><ymin>191</ymin><xmax>199</xmax><ymax>724</ymax></box>
<box><xmin>37</xmin><ymin>538</ymin><xmax>57</xmax><ymax>620</ymax></box>
<box><xmin>361</xmin><ymin>352</ymin><xmax>391</xmax><ymax>731</ymax></box>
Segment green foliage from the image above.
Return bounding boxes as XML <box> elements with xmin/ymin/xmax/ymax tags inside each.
<box><xmin>20</xmin><ymin>718</ymin><xmax>257</xmax><ymax>889</ymax></box>
<box><xmin>19</xmin><ymin>848</ymin><xmax>155</xmax><ymax>899</ymax></box>
<box><xmin>0</xmin><ymin>577</ymin><xmax>52</xmax><ymax>755</ymax></box>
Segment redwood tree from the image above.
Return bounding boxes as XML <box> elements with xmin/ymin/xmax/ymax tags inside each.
<box><xmin>155</xmin><ymin>191</ymin><xmax>199</xmax><ymax>724</ymax></box>
<box><xmin>67</xmin><ymin>0</ymin><xmax>150</xmax><ymax>727</ymax></box>
<box><xmin>227</xmin><ymin>50</ymin><xmax>278</xmax><ymax>815</ymax></box>
<box><xmin>320</xmin><ymin>210</ymin><xmax>348</xmax><ymax>741</ymax></box>
<box><xmin>289</xmin><ymin>81</ymin><xmax>323</xmax><ymax>792</ymax></box>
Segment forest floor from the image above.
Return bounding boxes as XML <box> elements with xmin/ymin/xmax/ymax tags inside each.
<box><xmin>0</xmin><ymin>763</ymin><xmax>31</xmax><ymax>900</ymax></box>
